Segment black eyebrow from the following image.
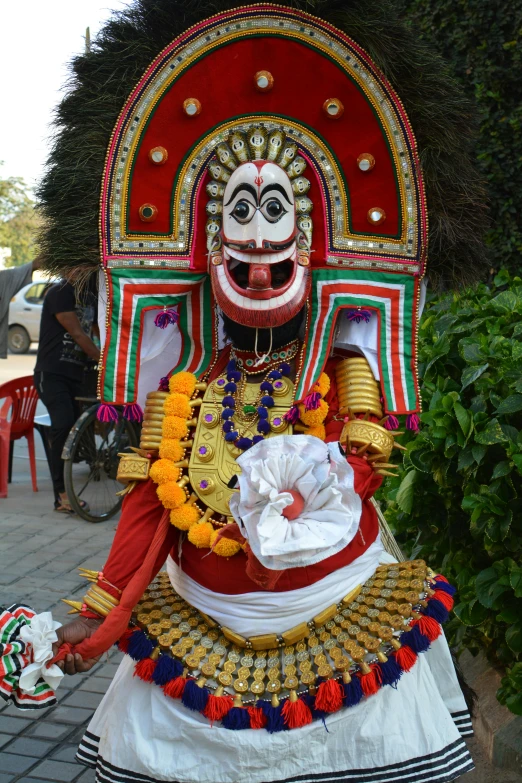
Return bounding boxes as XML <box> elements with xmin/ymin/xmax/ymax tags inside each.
<box><xmin>259</xmin><ymin>183</ymin><xmax>293</xmax><ymax>205</ymax></box>
<box><xmin>224</xmin><ymin>183</ymin><xmax>258</xmax><ymax>207</ymax></box>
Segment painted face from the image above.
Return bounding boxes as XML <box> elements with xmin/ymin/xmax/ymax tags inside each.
<box><xmin>211</xmin><ymin>161</ymin><xmax>311</xmax><ymax>328</ymax></box>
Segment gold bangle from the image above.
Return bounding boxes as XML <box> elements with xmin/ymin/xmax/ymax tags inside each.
<box><xmin>89</xmin><ymin>584</ymin><xmax>120</xmax><ymax>607</ymax></box>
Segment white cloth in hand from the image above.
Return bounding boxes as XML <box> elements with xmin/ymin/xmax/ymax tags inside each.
<box><xmin>18</xmin><ymin>612</ymin><xmax>65</xmax><ymax>694</ymax></box>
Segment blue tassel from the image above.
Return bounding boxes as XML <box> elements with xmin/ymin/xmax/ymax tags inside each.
<box><xmin>253</xmin><ymin>435</ymin><xmax>264</xmax><ymax>444</ymax></box>
<box><xmin>433</xmin><ymin>580</ymin><xmax>457</xmax><ymax>596</ymax></box>
<box><xmin>424</xmin><ymin>599</ymin><xmax>448</xmax><ymax>624</ymax></box>
<box><xmin>257</xmin><ymin>407</ymin><xmax>269</xmax><ymax>418</ymax></box>
<box><xmin>260</xmin><ymin>396</ymin><xmax>274</xmax><ymax>408</ymax></box>
<box><xmin>222</xmin><ymin>706</ymin><xmax>251</xmax><ymax>730</ymax></box>
<box><xmin>260</xmin><ymin>381</ymin><xmax>274</xmax><ymax>393</ymax></box>
<box><xmin>228</xmin><ymin>371</ymin><xmax>241</xmax><ymax>382</ymax></box>
<box><xmin>223</xmin><ymin>421</ymin><xmax>234</xmax><ymax>433</ymax></box>
<box><xmin>181</xmin><ymin>679</ymin><xmax>210</xmax><ymax>712</ymax></box>
<box><xmin>236</xmin><ymin>437</ymin><xmax>253</xmax><ymax>450</ymax></box>
<box><xmin>224</xmin><ymin>382</ymin><xmax>237</xmax><ymax>393</ymax></box>
<box><xmin>302</xmin><ymin>693</ymin><xmax>329</xmax><ymax>731</ymax></box>
<box><xmin>400</xmin><ymin>625</ymin><xmax>431</xmax><ymax>654</ymax></box>
<box><xmin>343</xmin><ymin>676</ymin><xmax>363</xmax><ymax>707</ymax></box>
<box><xmin>227</xmin><ymin>360</ymin><xmax>237</xmax><ymax>373</ymax></box>
<box><xmin>257</xmin><ymin>419</ymin><xmax>270</xmax><ymax>435</ymax></box>
<box><xmin>221</xmin><ymin>408</ymin><xmax>235</xmax><ymax>419</ymax></box>
<box><xmin>225</xmin><ymin>431</ymin><xmax>239</xmax><ymax>442</ymax></box>
<box><xmin>268</xmin><ymin>370</ymin><xmax>282</xmax><ymax>380</ymax></box>
<box><xmin>378</xmin><ymin>657</ymin><xmax>403</xmax><ymax>688</ymax></box>
<box><xmin>152</xmin><ymin>655</ymin><xmax>183</xmax><ymax>686</ymax></box>
<box><xmin>279</xmin><ymin>363</ymin><xmax>291</xmax><ymax>376</ymax></box>
<box><xmin>222</xmin><ymin>396</ymin><xmax>235</xmax><ymax>407</ymax></box>
<box><xmin>258</xmin><ymin>700</ymin><xmax>287</xmax><ymax>733</ymax></box>
<box><xmin>127</xmin><ymin>631</ymin><xmax>154</xmax><ymax>661</ymax></box>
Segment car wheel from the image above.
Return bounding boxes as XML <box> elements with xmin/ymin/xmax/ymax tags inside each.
<box><xmin>8</xmin><ymin>325</ymin><xmax>31</xmax><ymax>354</ymax></box>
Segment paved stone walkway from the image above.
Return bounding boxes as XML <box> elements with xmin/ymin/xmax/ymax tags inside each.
<box><xmin>0</xmin><ymin>440</ymin><xmax>521</xmax><ymax>782</ymax></box>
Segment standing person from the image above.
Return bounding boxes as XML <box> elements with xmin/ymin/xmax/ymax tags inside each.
<box><xmin>0</xmin><ymin>257</ymin><xmax>41</xmax><ymax>359</ymax></box>
<box><xmin>34</xmin><ymin>273</ymin><xmax>100</xmax><ymax>512</ymax></box>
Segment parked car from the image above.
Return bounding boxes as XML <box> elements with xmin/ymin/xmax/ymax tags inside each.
<box><xmin>8</xmin><ymin>281</ymin><xmax>52</xmax><ymax>353</ymax></box>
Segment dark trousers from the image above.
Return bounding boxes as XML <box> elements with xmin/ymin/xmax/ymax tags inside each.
<box><xmin>34</xmin><ymin>371</ymin><xmax>82</xmax><ymax>503</ymax></box>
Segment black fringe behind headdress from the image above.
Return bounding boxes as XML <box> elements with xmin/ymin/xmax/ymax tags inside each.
<box><xmin>37</xmin><ymin>0</ymin><xmax>489</xmax><ymax>291</ymax></box>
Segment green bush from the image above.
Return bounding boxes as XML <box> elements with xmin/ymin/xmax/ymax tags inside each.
<box><xmin>379</xmin><ymin>270</ymin><xmax>522</xmax><ymax>714</ymax></box>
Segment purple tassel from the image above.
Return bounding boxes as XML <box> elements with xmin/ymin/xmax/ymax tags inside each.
<box><xmin>384</xmin><ymin>415</ymin><xmax>399</xmax><ymax>431</ymax></box>
<box><xmin>222</xmin><ymin>396</ymin><xmax>235</xmax><ymax>407</ymax></box>
<box><xmin>222</xmin><ymin>706</ymin><xmax>251</xmax><ymax>730</ymax></box>
<box><xmin>224</xmin><ymin>382</ymin><xmax>237</xmax><ymax>393</ymax></box>
<box><xmin>154</xmin><ymin>309</ymin><xmax>178</xmax><ymax>329</ymax></box>
<box><xmin>346</xmin><ymin>308</ymin><xmax>372</xmax><ymax>323</ymax></box>
<box><xmin>378</xmin><ymin>657</ymin><xmax>403</xmax><ymax>688</ymax></box>
<box><xmin>236</xmin><ymin>437</ymin><xmax>253</xmax><ymax>450</ymax></box>
<box><xmin>221</xmin><ymin>408</ymin><xmax>235</xmax><ymax>419</ymax></box>
<box><xmin>257</xmin><ymin>419</ymin><xmax>270</xmax><ymax>435</ymax></box>
<box><xmin>181</xmin><ymin>679</ymin><xmax>210</xmax><ymax>712</ymax></box>
<box><xmin>406</xmin><ymin>413</ymin><xmax>420</xmax><ymax>432</ymax></box>
<box><xmin>279</xmin><ymin>363</ymin><xmax>291</xmax><ymax>376</ymax></box>
<box><xmin>258</xmin><ymin>700</ymin><xmax>287</xmax><ymax>733</ymax></box>
<box><xmin>228</xmin><ymin>370</ymin><xmax>241</xmax><ymax>382</ymax></box>
<box><xmin>97</xmin><ymin>403</ymin><xmax>118</xmax><ymax>423</ymax></box>
<box><xmin>253</xmin><ymin>435</ymin><xmax>264</xmax><ymax>444</ymax></box>
<box><xmin>260</xmin><ymin>395</ymin><xmax>274</xmax><ymax>408</ymax></box>
<box><xmin>304</xmin><ymin>392</ymin><xmax>321</xmax><ymax>411</ymax></box>
<box><xmin>268</xmin><ymin>370</ymin><xmax>282</xmax><ymax>380</ymax></box>
<box><xmin>227</xmin><ymin>360</ymin><xmax>237</xmax><ymax>373</ymax></box>
<box><xmin>152</xmin><ymin>655</ymin><xmax>183</xmax><ymax>686</ymax></box>
<box><xmin>127</xmin><ymin>631</ymin><xmax>154</xmax><ymax>661</ymax></box>
<box><xmin>159</xmin><ymin>376</ymin><xmax>170</xmax><ymax>391</ymax></box>
<box><xmin>225</xmin><ymin>431</ymin><xmax>239</xmax><ymax>442</ymax></box>
<box><xmin>222</xmin><ymin>421</ymin><xmax>234</xmax><ymax>433</ymax></box>
<box><xmin>260</xmin><ymin>381</ymin><xmax>274</xmax><ymax>393</ymax></box>
<box><xmin>284</xmin><ymin>405</ymin><xmax>299</xmax><ymax>424</ymax></box>
<box><xmin>257</xmin><ymin>407</ymin><xmax>269</xmax><ymax>419</ymax></box>
<box><xmin>343</xmin><ymin>675</ymin><xmax>363</xmax><ymax>707</ymax></box>
<box><xmin>123</xmin><ymin>403</ymin><xmax>143</xmax><ymax>423</ymax></box>
<box><xmin>400</xmin><ymin>625</ymin><xmax>431</xmax><ymax>654</ymax></box>
<box><xmin>433</xmin><ymin>580</ymin><xmax>457</xmax><ymax>597</ymax></box>
<box><xmin>423</xmin><ymin>599</ymin><xmax>448</xmax><ymax>624</ymax></box>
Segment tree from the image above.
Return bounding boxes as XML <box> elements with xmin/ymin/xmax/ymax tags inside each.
<box><xmin>0</xmin><ymin>165</ymin><xmax>41</xmax><ymax>267</ymax></box>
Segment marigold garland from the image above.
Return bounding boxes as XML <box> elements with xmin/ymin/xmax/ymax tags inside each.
<box><xmin>163</xmin><ymin>416</ymin><xmax>189</xmax><ymax>440</ymax></box>
<box><xmin>188</xmin><ymin>521</ymin><xmax>214</xmax><ymax>548</ymax></box>
<box><xmin>159</xmin><ymin>439</ymin><xmax>185</xmax><ymax>462</ymax></box>
<box><xmin>313</xmin><ymin>373</ymin><xmax>330</xmax><ymax>397</ymax></box>
<box><xmin>169</xmin><ymin>372</ymin><xmax>197</xmax><ymax>397</ymax></box>
<box><xmin>170</xmin><ymin>504</ymin><xmax>200</xmax><ymax>530</ymax></box>
<box><xmin>149</xmin><ymin>459</ymin><xmax>180</xmax><ymax>485</ymax></box>
<box><xmin>156</xmin><ymin>482</ymin><xmax>187</xmax><ymax>509</ymax></box>
<box><xmin>164</xmin><ymin>393</ymin><xmax>192</xmax><ymax>418</ymax></box>
<box><xmin>299</xmin><ymin>398</ymin><xmax>329</xmax><ymax>426</ymax></box>
<box><xmin>209</xmin><ymin>529</ymin><xmax>241</xmax><ymax>557</ymax></box>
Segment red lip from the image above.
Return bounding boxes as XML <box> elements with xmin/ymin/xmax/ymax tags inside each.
<box><xmin>223</xmin><ymin>255</ymin><xmax>297</xmax><ymax>300</ymax></box>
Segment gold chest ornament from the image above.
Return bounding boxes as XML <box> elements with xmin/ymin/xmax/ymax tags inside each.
<box><xmin>188</xmin><ymin>374</ymin><xmax>294</xmax><ymax>516</ymax></box>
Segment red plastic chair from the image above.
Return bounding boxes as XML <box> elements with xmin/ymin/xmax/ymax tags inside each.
<box><xmin>0</xmin><ymin>376</ymin><xmax>39</xmax><ymax>498</ymax></box>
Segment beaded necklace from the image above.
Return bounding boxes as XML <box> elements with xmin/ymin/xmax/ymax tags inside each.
<box><xmin>220</xmin><ymin>359</ymin><xmax>292</xmax><ymax>451</ymax></box>
<box><xmin>231</xmin><ymin>338</ymin><xmax>300</xmax><ymax>376</ymax></box>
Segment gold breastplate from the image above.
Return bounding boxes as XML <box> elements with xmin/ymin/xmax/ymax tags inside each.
<box><xmin>188</xmin><ymin>374</ymin><xmax>294</xmax><ymax>516</ymax></box>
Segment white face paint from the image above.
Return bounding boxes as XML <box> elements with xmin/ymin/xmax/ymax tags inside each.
<box><xmin>222</xmin><ymin>162</ymin><xmax>296</xmax><ymax>249</ymax></box>
<box><xmin>210</xmin><ymin>161</ymin><xmax>310</xmax><ymax>328</ymax></box>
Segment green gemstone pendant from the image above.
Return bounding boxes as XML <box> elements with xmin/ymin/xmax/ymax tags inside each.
<box><xmin>243</xmin><ymin>404</ymin><xmax>256</xmax><ymax>414</ymax></box>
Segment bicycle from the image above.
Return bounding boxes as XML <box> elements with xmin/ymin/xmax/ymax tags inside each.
<box><xmin>62</xmin><ymin>399</ymin><xmax>140</xmax><ymax>523</ymax></box>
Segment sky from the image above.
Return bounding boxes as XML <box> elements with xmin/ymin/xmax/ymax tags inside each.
<box><xmin>0</xmin><ymin>0</ymin><xmax>132</xmax><ymax>191</ymax></box>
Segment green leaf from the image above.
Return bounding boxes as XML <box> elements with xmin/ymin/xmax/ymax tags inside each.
<box><xmin>512</xmin><ymin>322</ymin><xmax>522</xmax><ymax>338</ymax></box>
<box><xmin>491</xmin><ymin>290</ymin><xmax>519</xmax><ymax>314</ymax></box>
<box><xmin>408</xmin><ymin>448</ymin><xmax>433</xmax><ymax>474</ymax></box>
<box><xmin>458</xmin><ymin>447</ymin><xmax>475</xmax><ymax>471</ymax></box>
<box><xmin>506</xmin><ymin>623</ymin><xmax>522</xmax><ymax>654</ymax></box>
<box><xmin>461</xmin><ymin>363</ymin><xmax>489</xmax><ymax>390</ymax></box>
<box><xmin>454</xmin><ymin>599</ymin><xmax>489</xmax><ymax>626</ymax></box>
<box><xmin>506</xmin><ymin>692</ymin><xmax>522</xmax><ymax>716</ymax></box>
<box><xmin>475</xmin><ymin>567</ymin><xmax>511</xmax><ymax>608</ymax></box>
<box><xmin>453</xmin><ymin>402</ymin><xmax>472</xmax><ymax>437</ymax></box>
<box><xmin>475</xmin><ymin>419</ymin><xmax>509</xmax><ymax>445</ymax></box>
<box><xmin>510</xmin><ymin>566</ymin><xmax>522</xmax><ymax>598</ymax></box>
<box><xmin>512</xmin><ymin>342</ymin><xmax>522</xmax><ymax>361</ymax></box>
<box><xmin>512</xmin><ymin>454</ymin><xmax>522</xmax><ymax>473</ymax></box>
<box><xmin>496</xmin><ymin>394</ymin><xmax>522</xmax><ymax>416</ymax></box>
<box><xmin>492</xmin><ymin>461</ymin><xmax>511</xmax><ymax>479</ymax></box>
<box><xmin>396</xmin><ymin>470</ymin><xmax>417</xmax><ymax>515</ymax></box>
<box><xmin>472</xmin><ymin>444</ymin><xmax>487</xmax><ymax>464</ymax></box>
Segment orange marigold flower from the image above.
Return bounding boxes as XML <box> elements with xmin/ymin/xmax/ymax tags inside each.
<box><xmin>188</xmin><ymin>521</ymin><xmax>214</xmax><ymax>548</ymax></box>
<box><xmin>162</xmin><ymin>416</ymin><xmax>188</xmax><ymax>440</ymax></box>
<box><xmin>156</xmin><ymin>481</ymin><xmax>186</xmax><ymax>509</ymax></box>
<box><xmin>159</xmin><ymin>439</ymin><xmax>185</xmax><ymax>462</ymax></box>
<box><xmin>209</xmin><ymin>530</ymin><xmax>241</xmax><ymax>558</ymax></box>
<box><xmin>164</xmin><ymin>393</ymin><xmax>191</xmax><ymax>419</ymax></box>
<box><xmin>170</xmin><ymin>504</ymin><xmax>200</xmax><ymax>530</ymax></box>
<box><xmin>169</xmin><ymin>372</ymin><xmax>197</xmax><ymax>398</ymax></box>
<box><xmin>149</xmin><ymin>459</ymin><xmax>180</xmax><ymax>485</ymax></box>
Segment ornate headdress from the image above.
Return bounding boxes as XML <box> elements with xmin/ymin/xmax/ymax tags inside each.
<box><xmin>37</xmin><ymin>0</ymin><xmax>488</xmax><ymax>423</ymax></box>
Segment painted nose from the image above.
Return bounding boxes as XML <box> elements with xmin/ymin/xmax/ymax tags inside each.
<box><xmin>248</xmin><ymin>264</ymin><xmax>272</xmax><ymax>289</ymax></box>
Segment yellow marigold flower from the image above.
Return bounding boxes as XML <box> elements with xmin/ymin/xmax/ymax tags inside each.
<box><xmin>170</xmin><ymin>504</ymin><xmax>200</xmax><ymax>530</ymax></box>
<box><xmin>164</xmin><ymin>393</ymin><xmax>191</xmax><ymax>419</ymax></box>
<box><xmin>305</xmin><ymin>424</ymin><xmax>326</xmax><ymax>440</ymax></box>
<box><xmin>169</xmin><ymin>372</ymin><xmax>197</xmax><ymax>398</ymax></box>
<box><xmin>209</xmin><ymin>530</ymin><xmax>241</xmax><ymax>558</ymax></box>
<box><xmin>313</xmin><ymin>373</ymin><xmax>331</xmax><ymax>397</ymax></box>
<box><xmin>159</xmin><ymin>439</ymin><xmax>185</xmax><ymax>462</ymax></box>
<box><xmin>156</xmin><ymin>481</ymin><xmax>186</xmax><ymax>509</ymax></box>
<box><xmin>298</xmin><ymin>398</ymin><xmax>329</xmax><ymax>426</ymax></box>
<box><xmin>188</xmin><ymin>521</ymin><xmax>214</xmax><ymax>548</ymax></box>
<box><xmin>149</xmin><ymin>459</ymin><xmax>180</xmax><ymax>485</ymax></box>
<box><xmin>162</xmin><ymin>416</ymin><xmax>188</xmax><ymax>440</ymax></box>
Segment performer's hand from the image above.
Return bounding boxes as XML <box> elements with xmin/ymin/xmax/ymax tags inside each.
<box><xmin>53</xmin><ymin>617</ymin><xmax>104</xmax><ymax>674</ymax></box>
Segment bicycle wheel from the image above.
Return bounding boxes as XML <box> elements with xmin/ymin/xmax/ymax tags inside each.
<box><xmin>63</xmin><ymin>404</ymin><xmax>140</xmax><ymax>522</ymax></box>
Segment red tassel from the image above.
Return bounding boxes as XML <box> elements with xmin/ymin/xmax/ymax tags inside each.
<box><xmin>314</xmin><ymin>679</ymin><xmax>344</xmax><ymax>713</ymax></box>
<box><xmin>394</xmin><ymin>645</ymin><xmax>418</xmax><ymax>672</ymax></box>
<box><xmin>163</xmin><ymin>676</ymin><xmax>187</xmax><ymax>699</ymax></box>
<box><xmin>203</xmin><ymin>692</ymin><xmax>234</xmax><ymax>722</ymax></box>
<box><xmin>281</xmin><ymin>696</ymin><xmax>313</xmax><ymax>728</ymax></box>
<box><xmin>432</xmin><ymin>591</ymin><xmax>454</xmax><ymax>611</ymax></box>
<box><xmin>117</xmin><ymin>627</ymin><xmax>135</xmax><ymax>653</ymax></box>
<box><xmin>358</xmin><ymin>664</ymin><xmax>382</xmax><ymax>697</ymax></box>
<box><xmin>134</xmin><ymin>657</ymin><xmax>156</xmax><ymax>682</ymax></box>
<box><xmin>435</xmin><ymin>574</ymin><xmax>449</xmax><ymax>583</ymax></box>
<box><xmin>247</xmin><ymin>706</ymin><xmax>268</xmax><ymax>729</ymax></box>
<box><xmin>413</xmin><ymin>615</ymin><xmax>442</xmax><ymax>642</ymax></box>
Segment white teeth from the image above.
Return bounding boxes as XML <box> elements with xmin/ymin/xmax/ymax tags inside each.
<box><xmin>216</xmin><ymin>264</ymin><xmax>305</xmax><ymax>311</ymax></box>
<box><xmin>224</xmin><ymin>242</ymin><xmax>296</xmax><ymax>265</ymax></box>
